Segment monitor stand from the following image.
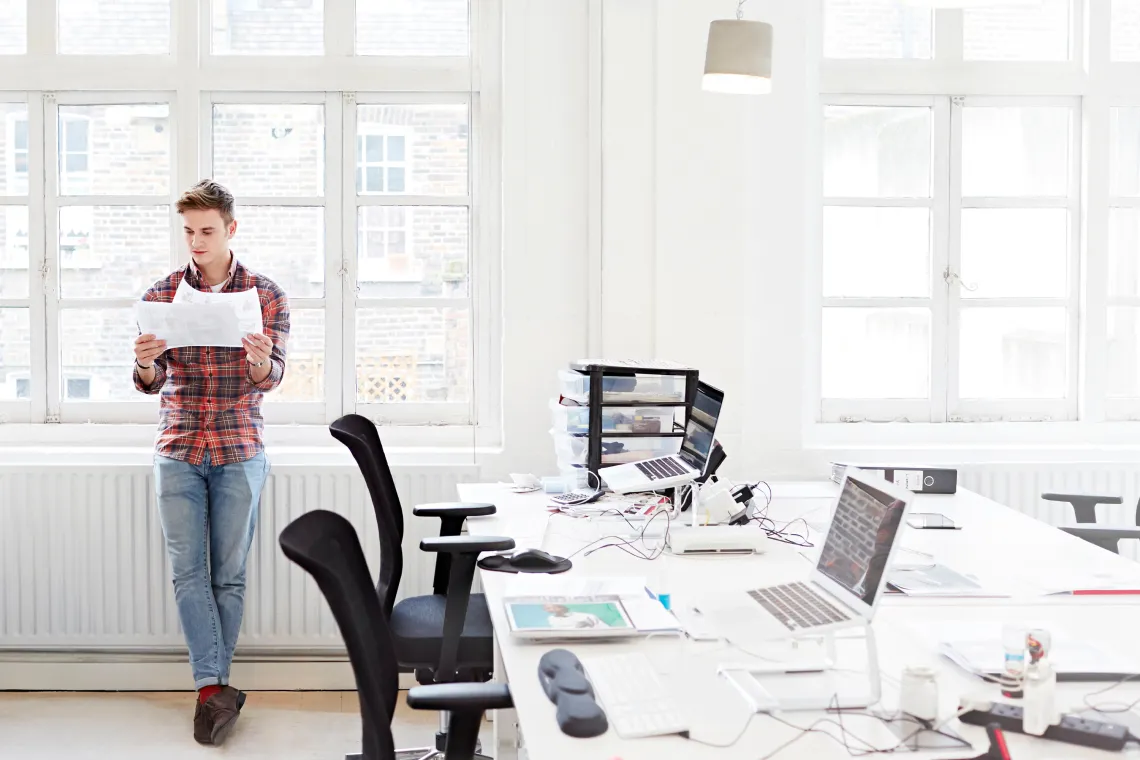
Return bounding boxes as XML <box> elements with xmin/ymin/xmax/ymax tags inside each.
<box><xmin>718</xmin><ymin>624</ymin><xmax>882</xmax><ymax>712</ymax></box>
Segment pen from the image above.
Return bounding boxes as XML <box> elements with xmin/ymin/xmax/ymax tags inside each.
<box><xmin>1047</xmin><ymin>589</ymin><xmax>1140</xmax><ymax>596</ymax></box>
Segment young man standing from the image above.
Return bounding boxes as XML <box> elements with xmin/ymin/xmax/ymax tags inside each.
<box><xmin>133</xmin><ymin>180</ymin><xmax>290</xmax><ymax>745</ymax></box>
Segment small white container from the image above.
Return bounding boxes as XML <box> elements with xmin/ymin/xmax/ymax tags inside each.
<box><xmin>557</xmin><ymin>370</ymin><xmax>686</xmax><ymax>404</ymax></box>
<box><xmin>549</xmin><ymin>399</ymin><xmax>678</xmax><ymax>435</ymax></box>
<box><xmin>898</xmin><ymin>666</ymin><xmax>939</xmax><ymax>722</ymax></box>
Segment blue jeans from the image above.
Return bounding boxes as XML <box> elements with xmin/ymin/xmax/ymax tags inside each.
<box><xmin>154</xmin><ymin>451</ymin><xmax>269</xmax><ymax>689</ymax></box>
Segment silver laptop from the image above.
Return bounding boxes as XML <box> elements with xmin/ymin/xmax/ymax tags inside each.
<box><xmin>602</xmin><ymin>382</ymin><xmax>724</xmax><ymax>494</ymax></box>
<box><xmin>697</xmin><ymin>470</ymin><xmax>913</xmax><ymax>641</ymax></box>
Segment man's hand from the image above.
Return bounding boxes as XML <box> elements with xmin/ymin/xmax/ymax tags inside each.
<box><xmin>134</xmin><ymin>333</ymin><xmax>167</xmax><ymax>368</ymax></box>
<box><xmin>242</xmin><ymin>333</ymin><xmax>273</xmax><ymax>366</ymax></box>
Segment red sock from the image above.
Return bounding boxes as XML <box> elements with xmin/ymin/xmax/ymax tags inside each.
<box><xmin>199</xmin><ymin>685</ymin><xmax>223</xmax><ymax>704</ymax></box>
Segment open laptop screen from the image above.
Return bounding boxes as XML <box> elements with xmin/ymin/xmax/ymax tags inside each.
<box><xmin>679</xmin><ymin>382</ymin><xmax>724</xmax><ymax>470</ymax></box>
<box><xmin>815</xmin><ymin>478</ymin><xmax>907</xmax><ymax>607</ymax></box>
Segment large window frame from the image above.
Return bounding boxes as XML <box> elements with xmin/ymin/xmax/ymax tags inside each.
<box><xmin>813</xmin><ymin>0</ymin><xmax>1140</xmax><ymax>432</ymax></box>
<box><xmin>0</xmin><ymin>0</ymin><xmax>502</xmax><ymax>442</ymax></box>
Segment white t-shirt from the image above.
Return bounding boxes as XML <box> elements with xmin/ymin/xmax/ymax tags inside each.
<box><xmin>547</xmin><ymin>611</ymin><xmax>603</xmax><ymax>629</ymax></box>
<box><xmin>210</xmin><ymin>280</ymin><xmax>228</xmax><ymax>293</ymax></box>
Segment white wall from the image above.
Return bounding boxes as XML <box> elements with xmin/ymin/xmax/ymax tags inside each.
<box><xmin>495</xmin><ymin>0</ymin><xmax>824</xmax><ymax>480</ymax></box>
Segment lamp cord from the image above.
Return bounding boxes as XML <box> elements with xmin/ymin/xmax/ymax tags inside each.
<box><xmin>736</xmin><ymin>0</ymin><xmax>747</xmax><ymax>20</ymax></box>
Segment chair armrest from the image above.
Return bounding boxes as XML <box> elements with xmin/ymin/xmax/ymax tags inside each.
<box><xmin>407</xmin><ymin>683</ymin><xmax>513</xmax><ymax>713</ymax></box>
<box><xmin>414</xmin><ymin>502</ymin><xmax>497</xmax><ymax>518</ymax></box>
<box><xmin>1062</xmin><ymin>525</ymin><xmax>1140</xmax><ymax>540</ymax></box>
<box><xmin>1043</xmin><ymin>493</ymin><xmax>1123</xmax><ymax>524</ymax></box>
<box><xmin>421</xmin><ymin>536</ymin><xmax>516</xmax><ymax>554</ymax></box>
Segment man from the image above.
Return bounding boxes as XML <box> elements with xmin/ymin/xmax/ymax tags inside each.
<box><xmin>133</xmin><ymin>179</ymin><xmax>289</xmax><ymax>746</ymax></box>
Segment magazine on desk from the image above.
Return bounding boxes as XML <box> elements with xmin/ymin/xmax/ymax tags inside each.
<box><xmin>504</xmin><ymin>595</ymin><xmax>642</xmax><ymax>640</ymax></box>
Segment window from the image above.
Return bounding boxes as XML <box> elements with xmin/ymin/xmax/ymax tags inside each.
<box><xmin>0</xmin><ymin>0</ymin><xmax>26</xmax><ymax>55</ymax></box>
<box><xmin>818</xmin><ymin>2</ymin><xmax>1100</xmax><ymax>426</ymax></box>
<box><xmin>0</xmin><ymin>0</ymin><xmax>496</xmax><ymax>430</ymax></box>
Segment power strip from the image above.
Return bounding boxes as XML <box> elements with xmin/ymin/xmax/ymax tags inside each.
<box><xmin>959</xmin><ymin>702</ymin><xmax>1131</xmax><ymax>752</ymax></box>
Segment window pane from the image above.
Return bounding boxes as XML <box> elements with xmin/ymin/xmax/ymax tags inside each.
<box><xmin>357</xmin><ymin>206</ymin><xmax>468</xmax><ymax>298</ymax></box>
<box><xmin>0</xmin><ymin>307</ymin><xmax>29</xmax><ymax>401</ymax></box>
<box><xmin>823</xmin><ymin>0</ymin><xmax>931</xmax><ymax>59</ymax></box>
<box><xmin>356</xmin><ymin>0</ymin><xmax>469</xmax><ymax>56</ymax></box>
<box><xmin>0</xmin><ymin>0</ymin><xmax>26</xmax><ymax>55</ymax></box>
<box><xmin>358</xmin><ymin>105</ymin><xmax>468</xmax><ymax>196</ymax></box>
<box><xmin>268</xmin><ymin>309</ymin><xmax>323</xmax><ymax>403</ymax></box>
<box><xmin>213</xmin><ymin>104</ymin><xmax>325</xmax><ymax>198</ymax></box>
<box><xmin>58</xmin><ymin>0</ymin><xmax>170</xmax><ymax>55</ymax></box>
<box><xmin>1112</xmin><ymin>0</ymin><xmax>1140</xmax><ymax>61</ymax></box>
<box><xmin>1110</xmin><ymin>107</ymin><xmax>1140</xmax><ymax>197</ymax></box>
<box><xmin>59</xmin><ymin>206</ymin><xmax>171</xmax><ymax>299</ymax></box>
<box><xmin>823</xmin><ymin>207</ymin><xmax>930</xmax><ymax>298</ymax></box>
<box><xmin>61</xmin><ymin>308</ymin><xmax>148</xmax><ymax>402</ymax></box>
<box><xmin>1</xmin><ymin>103</ymin><xmax>28</xmax><ymax>195</ymax></box>
<box><xmin>356</xmin><ymin>307</ymin><xmax>470</xmax><ymax>403</ymax></box>
<box><xmin>962</xmin><ymin>106</ymin><xmax>1070</xmax><ymax>197</ymax></box>
<box><xmin>959</xmin><ymin>308</ymin><xmax>1067</xmax><ymax>398</ymax></box>
<box><xmin>960</xmin><ymin>209</ymin><xmax>1068</xmax><ymax>298</ymax></box>
<box><xmin>211</xmin><ymin>0</ymin><xmax>322</xmax><ymax>56</ymax></box>
<box><xmin>964</xmin><ymin>0</ymin><xmax>1070</xmax><ymax>61</ymax></box>
<box><xmin>234</xmin><ymin>206</ymin><xmax>323</xmax><ymax>298</ymax></box>
<box><xmin>0</xmin><ymin>206</ymin><xmax>28</xmax><ymax>299</ymax></box>
<box><xmin>1110</xmin><ymin>209</ymin><xmax>1140</xmax><ymax>297</ymax></box>
<box><xmin>1107</xmin><ymin>307</ymin><xmax>1140</xmax><ymax>397</ymax></box>
<box><xmin>822</xmin><ymin>308</ymin><xmax>930</xmax><ymax>398</ymax></box>
<box><xmin>824</xmin><ymin>106</ymin><xmax>931</xmax><ymax>198</ymax></box>
<box><xmin>58</xmin><ymin>105</ymin><xmax>170</xmax><ymax>196</ymax></box>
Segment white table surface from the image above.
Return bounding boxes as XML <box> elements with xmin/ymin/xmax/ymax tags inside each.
<box><xmin>458</xmin><ymin>481</ymin><xmax>1140</xmax><ymax>760</ymax></box>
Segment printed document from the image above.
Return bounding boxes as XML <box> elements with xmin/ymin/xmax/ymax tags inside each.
<box><xmin>135</xmin><ymin>286</ymin><xmax>263</xmax><ymax>349</ymax></box>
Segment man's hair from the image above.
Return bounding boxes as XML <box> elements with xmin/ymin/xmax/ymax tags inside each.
<box><xmin>176</xmin><ymin>179</ymin><xmax>236</xmax><ymax>224</ymax></box>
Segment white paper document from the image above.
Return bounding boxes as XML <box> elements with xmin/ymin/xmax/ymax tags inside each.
<box><xmin>134</xmin><ymin>283</ymin><xmax>264</xmax><ymax>349</ymax></box>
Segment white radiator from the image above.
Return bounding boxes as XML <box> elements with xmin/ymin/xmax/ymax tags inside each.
<box><xmin>959</xmin><ymin>464</ymin><xmax>1140</xmax><ymax>562</ymax></box>
<box><xmin>0</xmin><ymin>463</ymin><xmax>479</xmax><ymax>652</ymax></box>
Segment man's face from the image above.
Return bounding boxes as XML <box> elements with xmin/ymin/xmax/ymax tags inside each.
<box><xmin>182</xmin><ymin>208</ymin><xmax>236</xmax><ymax>268</ymax></box>
<box><xmin>543</xmin><ymin>604</ymin><xmax>569</xmax><ymax>617</ymax></box>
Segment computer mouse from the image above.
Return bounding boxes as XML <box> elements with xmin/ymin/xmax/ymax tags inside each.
<box><xmin>511</xmin><ymin>549</ymin><xmax>566</xmax><ymax>571</ymax></box>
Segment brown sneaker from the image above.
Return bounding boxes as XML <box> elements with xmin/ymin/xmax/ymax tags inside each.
<box><xmin>193</xmin><ymin>689</ymin><xmax>240</xmax><ymax>746</ymax></box>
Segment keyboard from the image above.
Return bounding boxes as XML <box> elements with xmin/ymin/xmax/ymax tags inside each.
<box><xmin>635</xmin><ymin>456</ymin><xmax>693</xmax><ymax>481</ymax></box>
<box><xmin>580</xmin><ymin>652</ymin><xmax>689</xmax><ymax>739</ymax></box>
<box><xmin>747</xmin><ymin>581</ymin><xmax>852</xmax><ymax>632</ymax></box>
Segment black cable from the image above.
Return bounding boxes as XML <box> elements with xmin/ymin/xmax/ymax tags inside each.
<box><xmin>681</xmin><ymin>712</ymin><xmax>757</xmax><ymax>748</ymax></box>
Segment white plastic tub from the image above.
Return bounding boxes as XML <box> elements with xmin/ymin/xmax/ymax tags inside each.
<box><xmin>549</xmin><ymin>399</ymin><xmax>678</xmax><ymax>435</ymax></box>
<box><xmin>551</xmin><ymin>432</ymin><xmax>682</xmax><ymax>466</ymax></box>
<box><xmin>557</xmin><ymin>370</ymin><xmax>686</xmax><ymax>404</ymax></box>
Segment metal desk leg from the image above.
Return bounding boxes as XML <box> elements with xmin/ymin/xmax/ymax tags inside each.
<box><xmin>492</xmin><ymin>630</ymin><xmax>519</xmax><ymax>760</ymax></box>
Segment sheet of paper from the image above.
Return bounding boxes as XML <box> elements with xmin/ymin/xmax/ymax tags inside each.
<box><xmin>135</xmin><ymin>301</ymin><xmax>245</xmax><ymax>349</ymax></box>
<box><xmin>505</xmin><ymin>574</ymin><xmax>649</xmax><ymax>599</ymax></box>
<box><xmin>172</xmin><ymin>279</ymin><xmax>264</xmax><ymax>335</ymax></box>
<box><xmin>621</xmin><ymin>597</ymin><xmax>682</xmax><ymax>632</ymax></box>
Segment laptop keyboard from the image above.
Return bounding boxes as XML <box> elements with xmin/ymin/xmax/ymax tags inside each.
<box><xmin>747</xmin><ymin>582</ymin><xmax>852</xmax><ymax>632</ymax></box>
<box><xmin>635</xmin><ymin>456</ymin><xmax>689</xmax><ymax>480</ymax></box>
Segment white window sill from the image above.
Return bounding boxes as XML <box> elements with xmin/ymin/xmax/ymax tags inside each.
<box><xmin>805</xmin><ymin>422</ymin><xmax>1140</xmax><ymax>463</ymax></box>
<box><xmin>0</xmin><ymin>423</ymin><xmax>501</xmax><ymax>467</ymax></box>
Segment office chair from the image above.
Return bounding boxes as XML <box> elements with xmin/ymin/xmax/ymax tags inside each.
<box><xmin>330</xmin><ymin>414</ymin><xmax>515</xmax><ymax>758</ymax></box>
<box><xmin>280</xmin><ymin>509</ymin><xmax>513</xmax><ymax>760</ymax></box>
<box><xmin>1042</xmin><ymin>492</ymin><xmax>1140</xmax><ymax>555</ymax></box>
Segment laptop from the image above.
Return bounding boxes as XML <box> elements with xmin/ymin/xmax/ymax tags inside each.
<box><xmin>697</xmin><ymin>469</ymin><xmax>913</xmax><ymax>641</ymax></box>
<box><xmin>601</xmin><ymin>382</ymin><xmax>724</xmax><ymax>494</ymax></box>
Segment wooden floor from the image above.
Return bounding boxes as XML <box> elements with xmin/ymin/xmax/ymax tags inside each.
<box><xmin>0</xmin><ymin>690</ymin><xmax>483</xmax><ymax>759</ymax></box>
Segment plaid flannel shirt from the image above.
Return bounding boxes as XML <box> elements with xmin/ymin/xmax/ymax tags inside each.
<box><xmin>134</xmin><ymin>256</ymin><xmax>290</xmax><ymax>466</ymax></box>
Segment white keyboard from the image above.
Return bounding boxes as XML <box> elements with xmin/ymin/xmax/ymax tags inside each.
<box><xmin>580</xmin><ymin>652</ymin><xmax>689</xmax><ymax>739</ymax></box>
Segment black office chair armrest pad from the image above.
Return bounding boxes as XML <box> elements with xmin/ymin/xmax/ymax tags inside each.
<box><xmin>1043</xmin><ymin>493</ymin><xmax>1124</xmax><ymax>504</ymax></box>
<box><xmin>406</xmin><ymin>683</ymin><xmax>513</xmax><ymax>712</ymax></box>
<box><xmin>1062</xmin><ymin>525</ymin><xmax>1140</xmax><ymax>540</ymax></box>
<box><xmin>414</xmin><ymin>502</ymin><xmax>497</xmax><ymax>518</ymax></box>
<box><xmin>420</xmin><ymin>535</ymin><xmax>516</xmax><ymax>554</ymax></box>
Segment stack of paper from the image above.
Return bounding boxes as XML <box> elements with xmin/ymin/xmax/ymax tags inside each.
<box><xmin>888</xmin><ymin>564</ymin><xmax>1008</xmax><ymax>598</ymax></box>
<box><xmin>134</xmin><ymin>283</ymin><xmax>263</xmax><ymax>349</ymax></box>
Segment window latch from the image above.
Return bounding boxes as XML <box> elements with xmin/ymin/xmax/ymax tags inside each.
<box><xmin>943</xmin><ymin>267</ymin><xmax>978</xmax><ymax>292</ymax></box>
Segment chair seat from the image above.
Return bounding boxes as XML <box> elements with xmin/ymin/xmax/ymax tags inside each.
<box><xmin>390</xmin><ymin>593</ymin><xmax>495</xmax><ymax>670</ymax></box>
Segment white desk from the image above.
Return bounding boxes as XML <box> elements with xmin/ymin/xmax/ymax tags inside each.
<box><xmin>459</xmin><ymin>482</ymin><xmax>1140</xmax><ymax>759</ymax></box>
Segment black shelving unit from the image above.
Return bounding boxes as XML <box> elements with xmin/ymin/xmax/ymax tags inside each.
<box><xmin>568</xmin><ymin>361</ymin><xmax>699</xmax><ymax>478</ymax></box>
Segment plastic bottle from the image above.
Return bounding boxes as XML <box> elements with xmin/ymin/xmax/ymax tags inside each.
<box><xmin>1022</xmin><ymin>629</ymin><xmax>1057</xmax><ymax>736</ymax></box>
<box><xmin>1000</xmin><ymin>624</ymin><xmax>1027</xmax><ymax>699</ymax></box>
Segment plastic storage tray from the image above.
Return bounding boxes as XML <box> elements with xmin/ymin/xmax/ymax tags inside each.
<box><xmin>552</xmin><ymin>432</ymin><xmax>682</xmax><ymax>466</ymax></box>
<box><xmin>557</xmin><ymin>370</ymin><xmax>686</xmax><ymax>404</ymax></box>
<box><xmin>549</xmin><ymin>400</ymin><xmax>678</xmax><ymax>435</ymax></box>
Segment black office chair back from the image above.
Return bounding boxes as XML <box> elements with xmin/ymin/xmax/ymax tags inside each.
<box><xmin>330</xmin><ymin>413</ymin><xmax>405</xmax><ymax>616</ymax></box>
<box><xmin>279</xmin><ymin>509</ymin><xmax>398</xmax><ymax>760</ymax></box>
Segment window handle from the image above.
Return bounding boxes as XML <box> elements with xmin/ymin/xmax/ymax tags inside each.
<box><xmin>943</xmin><ymin>267</ymin><xmax>978</xmax><ymax>293</ymax></box>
